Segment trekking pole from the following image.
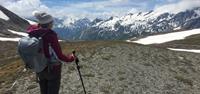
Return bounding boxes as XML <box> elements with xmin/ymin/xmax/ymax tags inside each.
<box><xmin>73</xmin><ymin>51</ymin><xmax>87</xmax><ymax>94</ymax></box>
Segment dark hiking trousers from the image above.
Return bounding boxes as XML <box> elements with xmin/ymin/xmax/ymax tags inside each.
<box><xmin>37</xmin><ymin>64</ymin><xmax>61</xmax><ymax>94</ymax></box>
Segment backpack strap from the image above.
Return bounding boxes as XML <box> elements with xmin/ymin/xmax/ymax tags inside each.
<box><xmin>39</xmin><ymin>31</ymin><xmax>50</xmax><ymax>39</ymax></box>
<box><xmin>28</xmin><ymin>28</ymin><xmax>51</xmax><ymax>38</ymax></box>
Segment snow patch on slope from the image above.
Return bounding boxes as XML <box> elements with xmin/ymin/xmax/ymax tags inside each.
<box><xmin>8</xmin><ymin>29</ymin><xmax>28</xmax><ymax>36</ymax></box>
<box><xmin>127</xmin><ymin>29</ymin><xmax>200</xmax><ymax>45</ymax></box>
<box><xmin>120</xmin><ymin>13</ymin><xmax>147</xmax><ymax>26</ymax></box>
<box><xmin>0</xmin><ymin>37</ymin><xmax>20</xmax><ymax>41</ymax></box>
<box><xmin>26</xmin><ymin>19</ymin><xmax>37</xmax><ymax>25</ymax></box>
<box><xmin>99</xmin><ymin>17</ymin><xmax>120</xmax><ymax>31</ymax></box>
<box><xmin>168</xmin><ymin>48</ymin><xmax>200</xmax><ymax>53</ymax></box>
<box><xmin>0</xmin><ymin>10</ymin><xmax>9</xmax><ymax>20</ymax></box>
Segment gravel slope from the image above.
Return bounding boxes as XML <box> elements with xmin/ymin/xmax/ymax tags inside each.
<box><xmin>4</xmin><ymin>42</ymin><xmax>200</xmax><ymax>94</ymax></box>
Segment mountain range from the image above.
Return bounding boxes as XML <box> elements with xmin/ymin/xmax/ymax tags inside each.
<box><xmin>52</xmin><ymin>7</ymin><xmax>200</xmax><ymax>40</ymax></box>
<box><xmin>1</xmin><ymin>5</ymin><xmax>199</xmax><ymax>41</ymax></box>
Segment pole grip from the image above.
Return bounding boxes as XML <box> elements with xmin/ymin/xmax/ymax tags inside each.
<box><xmin>72</xmin><ymin>51</ymin><xmax>76</xmax><ymax>54</ymax></box>
<box><xmin>73</xmin><ymin>50</ymin><xmax>79</xmax><ymax>63</ymax></box>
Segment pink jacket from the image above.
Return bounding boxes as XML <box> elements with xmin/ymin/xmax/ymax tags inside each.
<box><xmin>27</xmin><ymin>25</ymin><xmax>74</xmax><ymax>63</ymax></box>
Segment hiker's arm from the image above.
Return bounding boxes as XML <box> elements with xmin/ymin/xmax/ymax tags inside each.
<box><xmin>49</xmin><ymin>34</ymin><xmax>75</xmax><ymax>63</ymax></box>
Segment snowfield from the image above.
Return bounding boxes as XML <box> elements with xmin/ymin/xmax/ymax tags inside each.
<box><xmin>0</xmin><ymin>37</ymin><xmax>63</xmax><ymax>42</ymax></box>
<box><xmin>8</xmin><ymin>29</ymin><xmax>28</xmax><ymax>36</ymax></box>
<box><xmin>127</xmin><ymin>29</ymin><xmax>200</xmax><ymax>45</ymax></box>
<box><xmin>168</xmin><ymin>48</ymin><xmax>200</xmax><ymax>53</ymax></box>
<box><xmin>0</xmin><ymin>37</ymin><xmax>20</xmax><ymax>41</ymax></box>
<box><xmin>0</xmin><ymin>29</ymin><xmax>27</xmax><ymax>42</ymax></box>
<box><xmin>127</xmin><ymin>28</ymin><xmax>200</xmax><ymax>53</ymax></box>
<box><xmin>0</xmin><ymin>10</ymin><xmax>9</xmax><ymax>20</ymax></box>
<box><xmin>0</xmin><ymin>30</ymin><xmax>27</xmax><ymax>42</ymax></box>
<box><xmin>0</xmin><ymin>29</ymin><xmax>63</xmax><ymax>42</ymax></box>
<box><xmin>26</xmin><ymin>19</ymin><xmax>37</xmax><ymax>25</ymax></box>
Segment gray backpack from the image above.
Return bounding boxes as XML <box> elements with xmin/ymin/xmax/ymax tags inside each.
<box><xmin>18</xmin><ymin>33</ymin><xmax>48</xmax><ymax>73</ymax></box>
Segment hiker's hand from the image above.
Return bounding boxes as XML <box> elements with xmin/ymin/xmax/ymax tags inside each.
<box><xmin>66</xmin><ymin>53</ymin><xmax>76</xmax><ymax>62</ymax></box>
<box><xmin>71</xmin><ymin>54</ymin><xmax>76</xmax><ymax>62</ymax></box>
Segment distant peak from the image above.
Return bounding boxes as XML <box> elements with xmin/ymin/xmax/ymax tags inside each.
<box><xmin>128</xmin><ymin>13</ymin><xmax>134</xmax><ymax>16</ymax></box>
<box><xmin>137</xmin><ymin>12</ymin><xmax>142</xmax><ymax>16</ymax></box>
<box><xmin>144</xmin><ymin>10</ymin><xmax>153</xmax><ymax>16</ymax></box>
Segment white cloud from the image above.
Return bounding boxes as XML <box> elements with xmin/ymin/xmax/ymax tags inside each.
<box><xmin>128</xmin><ymin>8</ymin><xmax>138</xmax><ymax>14</ymax></box>
<box><xmin>154</xmin><ymin>0</ymin><xmax>200</xmax><ymax>14</ymax></box>
<box><xmin>1</xmin><ymin>0</ymin><xmax>200</xmax><ymax>20</ymax></box>
<box><xmin>166</xmin><ymin>0</ymin><xmax>176</xmax><ymax>3</ymax></box>
<box><xmin>1</xmin><ymin>0</ymin><xmax>133</xmax><ymax>19</ymax></box>
<box><xmin>110</xmin><ymin>0</ymin><xmax>129</xmax><ymax>3</ymax></box>
<box><xmin>0</xmin><ymin>0</ymin><xmax>147</xmax><ymax>19</ymax></box>
<box><xmin>39</xmin><ymin>0</ymin><xmax>136</xmax><ymax>20</ymax></box>
<box><xmin>1</xmin><ymin>0</ymin><xmax>49</xmax><ymax>17</ymax></box>
<box><xmin>67</xmin><ymin>0</ymin><xmax>131</xmax><ymax>10</ymax></box>
<box><xmin>0</xmin><ymin>0</ymin><xmax>14</xmax><ymax>5</ymax></box>
<box><xmin>56</xmin><ymin>0</ymin><xmax>145</xmax><ymax>19</ymax></box>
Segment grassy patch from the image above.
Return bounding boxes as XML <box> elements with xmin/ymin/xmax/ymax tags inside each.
<box><xmin>0</xmin><ymin>41</ymin><xmax>29</xmax><ymax>92</ymax></box>
<box><xmin>117</xmin><ymin>71</ymin><xmax>126</xmax><ymax>75</ymax></box>
<box><xmin>99</xmin><ymin>84</ymin><xmax>112</xmax><ymax>94</ymax></box>
<box><xmin>174</xmin><ymin>75</ymin><xmax>193</xmax><ymax>86</ymax></box>
<box><xmin>0</xmin><ymin>59</ymin><xmax>23</xmax><ymax>88</ymax></box>
<box><xmin>83</xmin><ymin>73</ymin><xmax>95</xmax><ymax>77</ymax></box>
<box><xmin>101</xmin><ymin>54</ymin><xmax>116</xmax><ymax>61</ymax></box>
<box><xmin>102</xmin><ymin>57</ymin><xmax>110</xmax><ymax>61</ymax></box>
<box><xmin>118</xmin><ymin>77</ymin><xmax>126</xmax><ymax>81</ymax></box>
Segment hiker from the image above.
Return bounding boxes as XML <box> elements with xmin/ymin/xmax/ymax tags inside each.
<box><xmin>27</xmin><ymin>11</ymin><xmax>76</xmax><ymax>94</ymax></box>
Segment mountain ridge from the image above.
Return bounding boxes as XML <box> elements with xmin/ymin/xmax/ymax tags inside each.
<box><xmin>50</xmin><ymin>7</ymin><xmax>200</xmax><ymax>40</ymax></box>
<box><xmin>79</xmin><ymin>7</ymin><xmax>200</xmax><ymax>40</ymax></box>
<box><xmin>0</xmin><ymin>5</ymin><xmax>29</xmax><ymax>38</ymax></box>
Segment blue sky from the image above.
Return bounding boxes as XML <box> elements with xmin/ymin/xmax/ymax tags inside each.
<box><xmin>1</xmin><ymin>0</ymin><xmax>199</xmax><ymax>20</ymax></box>
<box><xmin>42</xmin><ymin>0</ymin><xmax>103</xmax><ymax>6</ymax></box>
<box><xmin>40</xmin><ymin>0</ymin><xmax>179</xmax><ymax>18</ymax></box>
<box><xmin>41</xmin><ymin>0</ymin><xmax>178</xmax><ymax>10</ymax></box>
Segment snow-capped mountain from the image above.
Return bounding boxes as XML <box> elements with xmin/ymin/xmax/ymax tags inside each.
<box><xmin>53</xmin><ymin>18</ymin><xmax>92</xmax><ymax>40</ymax></box>
<box><xmin>24</xmin><ymin>7</ymin><xmax>200</xmax><ymax>41</ymax></box>
<box><xmin>0</xmin><ymin>5</ymin><xmax>29</xmax><ymax>39</ymax></box>
<box><xmin>1</xmin><ymin>4</ymin><xmax>200</xmax><ymax>41</ymax></box>
<box><xmin>78</xmin><ymin>7</ymin><xmax>200</xmax><ymax>40</ymax></box>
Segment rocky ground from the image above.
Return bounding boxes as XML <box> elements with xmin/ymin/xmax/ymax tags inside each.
<box><xmin>0</xmin><ymin>41</ymin><xmax>199</xmax><ymax>94</ymax></box>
